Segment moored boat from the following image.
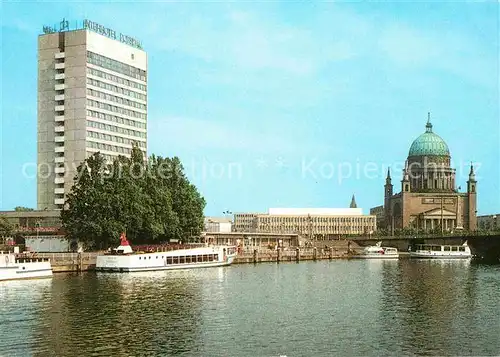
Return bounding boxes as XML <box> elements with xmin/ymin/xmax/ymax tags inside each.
<box><xmin>96</xmin><ymin>233</ymin><xmax>237</xmax><ymax>272</ymax></box>
<box><xmin>409</xmin><ymin>241</ymin><xmax>471</xmax><ymax>259</ymax></box>
<box><xmin>350</xmin><ymin>242</ymin><xmax>399</xmax><ymax>259</ymax></box>
<box><xmin>0</xmin><ymin>251</ymin><xmax>53</xmax><ymax>282</ymax></box>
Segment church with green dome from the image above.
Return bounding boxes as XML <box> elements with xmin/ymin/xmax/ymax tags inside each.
<box><xmin>380</xmin><ymin>114</ymin><xmax>477</xmax><ymax>233</ymax></box>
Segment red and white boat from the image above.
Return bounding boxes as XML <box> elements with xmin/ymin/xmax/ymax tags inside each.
<box><xmin>96</xmin><ymin>233</ymin><xmax>237</xmax><ymax>272</ymax></box>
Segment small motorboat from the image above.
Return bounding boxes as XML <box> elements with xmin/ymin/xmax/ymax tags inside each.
<box><xmin>350</xmin><ymin>241</ymin><xmax>399</xmax><ymax>259</ymax></box>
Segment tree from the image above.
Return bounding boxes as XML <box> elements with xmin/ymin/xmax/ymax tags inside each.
<box><xmin>14</xmin><ymin>206</ymin><xmax>34</xmax><ymax>212</ymax></box>
<box><xmin>61</xmin><ymin>144</ymin><xmax>206</xmax><ymax>249</ymax></box>
<box><xmin>0</xmin><ymin>216</ymin><xmax>13</xmax><ymax>237</ymax></box>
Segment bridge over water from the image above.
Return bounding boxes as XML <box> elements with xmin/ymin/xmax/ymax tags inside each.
<box><xmin>352</xmin><ymin>233</ymin><xmax>500</xmax><ymax>262</ymax></box>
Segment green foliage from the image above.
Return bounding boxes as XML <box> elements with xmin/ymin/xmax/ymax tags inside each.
<box><xmin>14</xmin><ymin>206</ymin><xmax>34</xmax><ymax>212</ymax></box>
<box><xmin>61</xmin><ymin>144</ymin><xmax>206</xmax><ymax>249</ymax></box>
<box><xmin>0</xmin><ymin>215</ymin><xmax>13</xmax><ymax>237</ymax></box>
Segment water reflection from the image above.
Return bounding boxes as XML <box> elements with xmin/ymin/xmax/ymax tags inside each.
<box><xmin>31</xmin><ymin>271</ymin><xmax>206</xmax><ymax>357</ymax></box>
<box><xmin>1</xmin><ymin>262</ymin><xmax>499</xmax><ymax>356</ymax></box>
<box><xmin>0</xmin><ymin>278</ymin><xmax>52</xmax><ymax>357</ymax></box>
<box><xmin>378</xmin><ymin>259</ymin><xmax>498</xmax><ymax>356</ymax></box>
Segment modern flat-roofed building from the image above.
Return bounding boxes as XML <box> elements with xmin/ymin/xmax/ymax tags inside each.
<box><xmin>233</xmin><ymin>213</ymin><xmax>260</xmax><ymax>232</ymax></box>
<box><xmin>204</xmin><ymin>217</ymin><xmax>232</xmax><ymax>233</ymax></box>
<box><xmin>0</xmin><ymin>210</ymin><xmax>62</xmax><ymax>234</ymax></box>
<box><xmin>37</xmin><ymin>19</ymin><xmax>147</xmax><ymax>210</ymax></box>
<box><xmin>233</xmin><ymin>204</ymin><xmax>376</xmax><ymax>239</ymax></box>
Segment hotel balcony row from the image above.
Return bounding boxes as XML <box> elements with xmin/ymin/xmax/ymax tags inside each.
<box><xmin>54</xmin><ymin>198</ymin><xmax>65</xmax><ymax>205</ymax></box>
<box><xmin>55</xmin><ymin>115</ymin><xmax>64</xmax><ymax>122</ymax></box>
<box><xmin>54</xmin><ymin>136</ymin><xmax>65</xmax><ymax>143</ymax></box>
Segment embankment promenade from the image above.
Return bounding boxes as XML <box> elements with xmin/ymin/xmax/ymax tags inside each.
<box><xmin>26</xmin><ymin>245</ymin><xmax>371</xmax><ymax>273</ymax></box>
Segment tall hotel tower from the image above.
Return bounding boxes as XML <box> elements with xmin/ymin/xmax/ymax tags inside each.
<box><xmin>37</xmin><ymin>19</ymin><xmax>147</xmax><ymax>210</ymax></box>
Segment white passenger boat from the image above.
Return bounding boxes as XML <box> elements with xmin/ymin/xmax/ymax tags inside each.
<box><xmin>0</xmin><ymin>251</ymin><xmax>53</xmax><ymax>282</ymax></box>
<box><xmin>96</xmin><ymin>233</ymin><xmax>237</xmax><ymax>272</ymax></box>
<box><xmin>350</xmin><ymin>242</ymin><xmax>399</xmax><ymax>259</ymax></box>
<box><xmin>409</xmin><ymin>241</ymin><xmax>471</xmax><ymax>259</ymax></box>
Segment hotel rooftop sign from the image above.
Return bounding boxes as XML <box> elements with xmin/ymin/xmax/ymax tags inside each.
<box><xmin>42</xmin><ymin>18</ymin><xmax>143</xmax><ymax>50</ymax></box>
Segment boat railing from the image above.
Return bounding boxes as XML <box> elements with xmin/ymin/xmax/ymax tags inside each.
<box><xmin>131</xmin><ymin>244</ymin><xmax>206</xmax><ymax>253</ymax></box>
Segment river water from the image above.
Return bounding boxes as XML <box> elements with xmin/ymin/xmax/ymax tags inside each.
<box><xmin>1</xmin><ymin>259</ymin><xmax>499</xmax><ymax>357</ymax></box>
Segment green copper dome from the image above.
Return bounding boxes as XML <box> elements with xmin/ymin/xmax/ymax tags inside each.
<box><xmin>408</xmin><ymin>118</ymin><xmax>450</xmax><ymax>157</ymax></box>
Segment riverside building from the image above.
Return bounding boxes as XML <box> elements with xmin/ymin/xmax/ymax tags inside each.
<box><xmin>234</xmin><ymin>201</ymin><xmax>376</xmax><ymax>239</ymax></box>
<box><xmin>37</xmin><ymin>19</ymin><xmax>147</xmax><ymax>210</ymax></box>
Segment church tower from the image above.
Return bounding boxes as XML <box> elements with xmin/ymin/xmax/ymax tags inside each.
<box><xmin>401</xmin><ymin>160</ymin><xmax>411</xmax><ymax>193</ymax></box>
<box><xmin>384</xmin><ymin>168</ymin><xmax>393</xmax><ymax>230</ymax></box>
<box><xmin>467</xmin><ymin>163</ymin><xmax>477</xmax><ymax>230</ymax></box>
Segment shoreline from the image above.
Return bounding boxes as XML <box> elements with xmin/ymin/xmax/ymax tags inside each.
<box><xmin>27</xmin><ymin>248</ymin><xmax>413</xmax><ymax>273</ymax></box>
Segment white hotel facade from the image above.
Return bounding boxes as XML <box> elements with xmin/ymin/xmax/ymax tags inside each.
<box><xmin>37</xmin><ymin>21</ymin><xmax>147</xmax><ymax>210</ymax></box>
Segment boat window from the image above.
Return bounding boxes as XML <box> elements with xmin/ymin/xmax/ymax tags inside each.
<box><xmin>156</xmin><ymin>256</ymin><xmax>158</xmax><ymax>259</ymax></box>
<box><xmin>167</xmin><ymin>257</ymin><xmax>173</xmax><ymax>264</ymax></box>
<box><xmin>432</xmin><ymin>246</ymin><xmax>440</xmax><ymax>251</ymax></box>
<box><xmin>459</xmin><ymin>247</ymin><xmax>465</xmax><ymax>252</ymax></box>
<box><xmin>444</xmin><ymin>246</ymin><xmax>451</xmax><ymax>251</ymax></box>
<box><xmin>203</xmin><ymin>255</ymin><xmax>209</xmax><ymax>262</ymax></box>
<box><xmin>139</xmin><ymin>257</ymin><xmax>141</xmax><ymax>260</ymax></box>
<box><xmin>452</xmin><ymin>247</ymin><xmax>458</xmax><ymax>251</ymax></box>
<box><xmin>214</xmin><ymin>254</ymin><xmax>218</xmax><ymax>261</ymax></box>
<box><xmin>186</xmin><ymin>256</ymin><xmax>191</xmax><ymax>263</ymax></box>
<box><xmin>173</xmin><ymin>257</ymin><xmax>179</xmax><ymax>264</ymax></box>
<box><xmin>179</xmin><ymin>256</ymin><xmax>185</xmax><ymax>264</ymax></box>
<box><xmin>197</xmin><ymin>255</ymin><xmax>203</xmax><ymax>262</ymax></box>
<box><xmin>149</xmin><ymin>256</ymin><xmax>151</xmax><ymax>259</ymax></box>
<box><xmin>209</xmin><ymin>254</ymin><xmax>214</xmax><ymax>261</ymax></box>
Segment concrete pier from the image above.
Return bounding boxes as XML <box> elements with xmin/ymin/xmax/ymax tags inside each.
<box><xmin>28</xmin><ymin>246</ymin><xmax>354</xmax><ymax>273</ymax></box>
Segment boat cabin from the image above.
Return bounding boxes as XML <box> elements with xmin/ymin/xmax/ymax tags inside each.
<box><xmin>415</xmin><ymin>244</ymin><xmax>467</xmax><ymax>253</ymax></box>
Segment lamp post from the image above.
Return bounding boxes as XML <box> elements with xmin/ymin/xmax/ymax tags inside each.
<box><xmin>223</xmin><ymin>210</ymin><xmax>233</xmax><ymax>219</ymax></box>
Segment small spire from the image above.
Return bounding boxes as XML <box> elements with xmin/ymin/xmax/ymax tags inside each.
<box><xmin>425</xmin><ymin>112</ymin><xmax>433</xmax><ymax>133</ymax></box>
<box><xmin>386</xmin><ymin>167</ymin><xmax>391</xmax><ymax>179</ymax></box>
<box><xmin>469</xmin><ymin>162</ymin><xmax>475</xmax><ymax>176</ymax></box>
<box><xmin>350</xmin><ymin>194</ymin><xmax>357</xmax><ymax>209</ymax></box>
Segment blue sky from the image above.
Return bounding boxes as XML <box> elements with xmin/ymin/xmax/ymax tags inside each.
<box><xmin>1</xmin><ymin>1</ymin><xmax>499</xmax><ymax>216</ymax></box>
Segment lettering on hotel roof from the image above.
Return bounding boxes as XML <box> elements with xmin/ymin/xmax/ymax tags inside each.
<box><xmin>42</xmin><ymin>18</ymin><xmax>143</xmax><ymax>50</ymax></box>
